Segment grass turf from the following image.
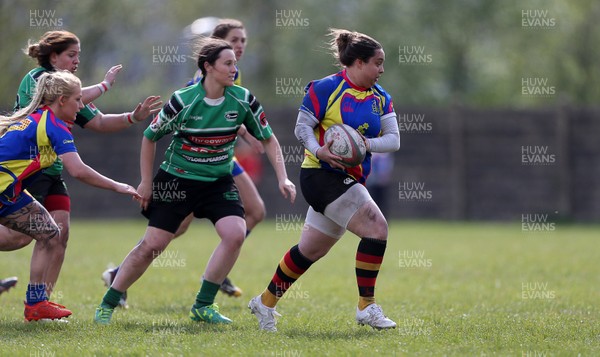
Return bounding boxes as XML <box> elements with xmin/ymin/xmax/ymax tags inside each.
<box><xmin>0</xmin><ymin>220</ymin><xmax>599</xmax><ymax>356</ymax></box>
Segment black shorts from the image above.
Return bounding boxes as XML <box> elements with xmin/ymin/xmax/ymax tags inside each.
<box><xmin>300</xmin><ymin>168</ymin><xmax>358</xmax><ymax>214</ymax></box>
<box><xmin>142</xmin><ymin>169</ymin><xmax>245</xmax><ymax>233</ymax></box>
<box><xmin>26</xmin><ymin>173</ymin><xmax>71</xmax><ymax>212</ymax></box>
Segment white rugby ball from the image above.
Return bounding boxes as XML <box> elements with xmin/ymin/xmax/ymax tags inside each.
<box><xmin>323</xmin><ymin>124</ymin><xmax>367</xmax><ymax>167</ymax></box>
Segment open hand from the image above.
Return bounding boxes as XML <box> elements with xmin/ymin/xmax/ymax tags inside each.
<box><xmin>104</xmin><ymin>64</ymin><xmax>123</xmax><ymax>86</ymax></box>
<box><xmin>116</xmin><ymin>183</ymin><xmax>142</xmax><ymax>200</ymax></box>
<box><xmin>132</xmin><ymin>96</ymin><xmax>162</xmax><ymax>122</ymax></box>
<box><xmin>279</xmin><ymin>178</ymin><xmax>297</xmax><ymax>204</ymax></box>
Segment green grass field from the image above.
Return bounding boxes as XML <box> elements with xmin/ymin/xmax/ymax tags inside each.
<box><xmin>1</xmin><ymin>220</ymin><xmax>599</xmax><ymax>356</ymax></box>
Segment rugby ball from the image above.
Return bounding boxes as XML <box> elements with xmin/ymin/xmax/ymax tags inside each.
<box><xmin>323</xmin><ymin>124</ymin><xmax>367</xmax><ymax>167</ymax></box>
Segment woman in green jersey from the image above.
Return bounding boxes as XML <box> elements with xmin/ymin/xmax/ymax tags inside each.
<box><xmin>94</xmin><ymin>37</ymin><xmax>296</xmax><ymax>325</ymax></box>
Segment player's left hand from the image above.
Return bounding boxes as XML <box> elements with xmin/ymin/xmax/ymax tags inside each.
<box><xmin>136</xmin><ymin>180</ymin><xmax>153</xmax><ymax>210</ymax></box>
<box><xmin>279</xmin><ymin>178</ymin><xmax>296</xmax><ymax>203</ymax></box>
<box><xmin>132</xmin><ymin>96</ymin><xmax>162</xmax><ymax>122</ymax></box>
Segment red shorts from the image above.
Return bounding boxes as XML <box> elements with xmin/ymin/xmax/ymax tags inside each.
<box><xmin>26</xmin><ymin>174</ymin><xmax>71</xmax><ymax>212</ymax></box>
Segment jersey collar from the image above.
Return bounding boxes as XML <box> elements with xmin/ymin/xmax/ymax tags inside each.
<box><xmin>341</xmin><ymin>69</ymin><xmax>369</xmax><ymax>91</ymax></box>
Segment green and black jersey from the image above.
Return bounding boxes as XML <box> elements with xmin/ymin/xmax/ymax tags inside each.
<box><xmin>144</xmin><ymin>82</ymin><xmax>272</xmax><ymax>182</ymax></box>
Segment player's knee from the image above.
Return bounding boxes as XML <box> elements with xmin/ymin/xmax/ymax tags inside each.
<box><xmin>56</xmin><ymin>224</ymin><xmax>69</xmax><ymax>248</ymax></box>
<box><xmin>246</xmin><ymin>204</ymin><xmax>266</xmax><ymax>228</ymax></box>
<box><xmin>370</xmin><ymin>219</ymin><xmax>388</xmax><ymax>240</ymax></box>
<box><xmin>358</xmin><ymin>208</ymin><xmax>388</xmax><ymax>240</ymax></box>
<box><xmin>299</xmin><ymin>244</ymin><xmax>329</xmax><ymax>262</ymax></box>
<box><xmin>232</xmin><ymin>233</ymin><xmax>245</xmax><ymax>248</ymax></box>
<box><xmin>363</xmin><ymin>203</ymin><xmax>388</xmax><ymax>240</ymax></box>
<box><xmin>139</xmin><ymin>237</ymin><xmax>170</xmax><ymax>260</ymax></box>
<box><xmin>348</xmin><ymin>214</ymin><xmax>387</xmax><ymax>241</ymax></box>
<box><xmin>40</xmin><ymin>224</ymin><xmax>61</xmax><ymax>243</ymax></box>
<box><xmin>224</xmin><ymin>232</ymin><xmax>245</xmax><ymax>249</ymax></box>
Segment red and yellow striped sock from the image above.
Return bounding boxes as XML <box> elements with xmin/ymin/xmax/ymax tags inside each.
<box><xmin>356</xmin><ymin>237</ymin><xmax>387</xmax><ymax>310</ymax></box>
<box><xmin>261</xmin><ymin>245</ymin><xmax>313</xmax><ymax>308</ymax></box>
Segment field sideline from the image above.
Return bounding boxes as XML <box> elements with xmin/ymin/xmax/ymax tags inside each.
<box><xmin>1</xmin><ymin>219</ymin><xmax>599</xmax><ymax>356</ymax></box>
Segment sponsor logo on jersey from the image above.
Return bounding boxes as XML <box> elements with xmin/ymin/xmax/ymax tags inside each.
<box><xmin>224</xmin><ymin>111</ymin><xmax>238</xmax><ymax>121</ymax></box>
<box><xmin>189</xmin><ymin>115</ymin><xmax>203</xmax><ymax>121</ymax></box>
<box><xmin>181</xmin><ymin>154</ymin><xmax>228</xmax><ymax>163</ymax></box>
<box><xmin>342</xmin><ymin>101</ymin><xmax>354</xmax><ymax>113</ymax></box>
<box><xmin>259</xmin><ymin>112</ymin><xmax>268</xmax><ymax>127</ymax></box>
<box><xmin>343</xmin><ymin>177</ymin><xmax>354</xmax><ymax>185</ymax></box>
<box><xmin>181</xmin><ymin>144</ymin><xmax>226</xmax><ymax>154</ymax></box>
<box><xmin>371</xmin><ymin>98</ymin><xmax>381</xmax><ymax>115</ymax></box>
<box><xmin>149</xmin><ymin>123</ymin><xmax>160</xmax><ymax>132</ymax></box>
<box><xmin>223</xmin><ymin>191</ymin><xmax>239</xmax><ymax>201</ymax></box>
<box><xmin>149</xmin><ymin>114</ymin><xmax>163</xmax><ymax>132</ymax></box>
<box><xmin>6</xmin><ymin>119</ymin><xmax>32</xmax><ymax>133</ymax></box>
<box><xmin>62</xmin><ymin>139</ymin><xmax>74</xmax><ymax>144</ymax></box>
<box><xmin>357</xmin><ymin>123</ymin><xmax>369</xmax><ymax>135</ymax></box>
<box><xmin>184</xmin><ymin>133</ymin><xmax>236</xmax><ymax>146</ymax></box>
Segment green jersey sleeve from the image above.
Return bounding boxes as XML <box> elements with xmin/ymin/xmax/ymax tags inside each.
<box><xmin>242</xmin><ymin>91</ymin><xmax>273</xmax><ymax>141</ymax></box>
<box><xmin>74</xmin><ymin>103</ymin><xmax>101</xmax><ymax>128</ymax></box>
<box><xmin>144</xmin><ymin>92</ymin><xmax>184</xmax><ymax>142</ymax></box>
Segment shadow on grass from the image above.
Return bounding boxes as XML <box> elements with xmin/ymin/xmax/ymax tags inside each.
<box><xmin>281</xmin><ymin>325</ymin><xmax>390</xmax><ymax>339</ymax></box>
<box><xmin>0</xmin><ymin>318</ymin><xmax>70</xmax><ymax>338</ymax></box>
<box><xmin>140</xmin><ymin>303</ymin><xmax>188</xmax><ymax>315</ymax></box>
<box><xmin>137</xmin><ymin>303</ymin><xmax>247</xmax><ymax>319</ymax></box>
<box><xmin>103</xmin><ymin>320</ymin><xmax>245</xmax><ymax>335</ymax></box>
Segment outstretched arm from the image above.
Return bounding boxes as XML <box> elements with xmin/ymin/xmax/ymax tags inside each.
<box><xmin>60</xmin><ymin>152</ymin><xmax>140</xmax><ymax>199</ymax></box>
<box><xmin>81</xmin><ymin>65</ymin><xmax>123</xmax><ymax>104</ymax></box>
<box><xmin>261</xmin><ymin>134</ymin><xmax>296</xmax><ymax>203</ymax></box>
<box><xmin>83</xmin><ymin>96</ymin><xmax>162</xmax><ymax>133</ymax></box>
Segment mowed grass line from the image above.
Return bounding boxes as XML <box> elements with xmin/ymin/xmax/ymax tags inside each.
<box><xmin>0</xmin><ymin>220</ymin><xmax>599</xmax><ymax>356</ymax></box>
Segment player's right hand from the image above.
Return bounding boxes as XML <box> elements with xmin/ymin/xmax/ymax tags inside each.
<box><xmin>116</xmin><ymin>183</ymin><xmax>142</xmax><ymax>200</ymax></box>
<box><xmin>316</xmin><ymin>140</ymin><xmax>345</xmax><ymax>170</ymax></box>
<box><xmin>132</xmin><ymin>96</ymin><xmax>162</xmax><ymax>123</ymax></box>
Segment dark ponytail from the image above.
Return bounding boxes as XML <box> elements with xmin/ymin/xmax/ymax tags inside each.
<box><xmin>24</xmin><ymin>30</ymin><xmax>79</xmax><ymax>69</ymax></box>
<box><xmin>328</xmin><ymin>28</ymin><xmax>381</xmax><ymax>67</ymax></box>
